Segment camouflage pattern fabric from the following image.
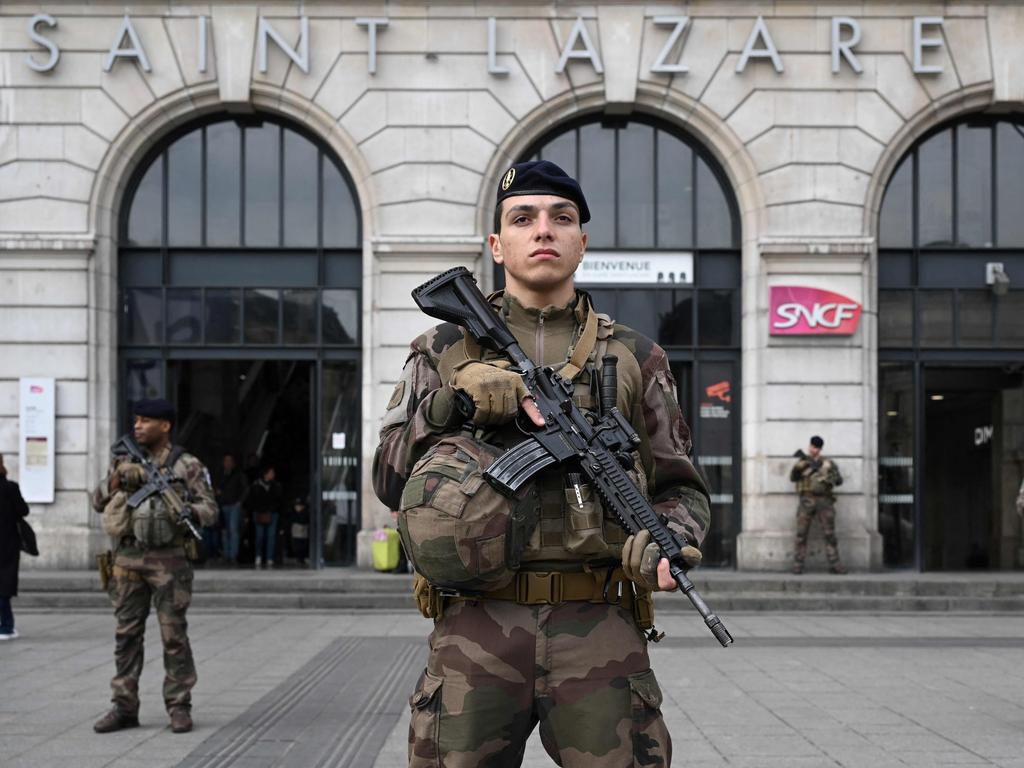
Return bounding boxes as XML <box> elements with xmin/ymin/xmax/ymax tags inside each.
<box><xmin>376</xmin><ymin>289</ymin><xmax>706</xmax><ymax>766</ymax></box>
<box><xmin>92</xmin><ymin>443</ymin><xmax>216</xmax><ymax>714</ymax></box>
<box><xmin>107</xmin><ymin>554</ymin><xmax>195</xmax><ymax>714</ymax></box>
<box><xmin>793</xmin><ymin>495</ymin><xmax>842</xmax><ymax>567</ymax></box>
<box><xmin>790</xmin><ymin>456</ymin><xmax>843</xmax><ymax>498</ymax></box>
<box><xmin>373</xmin><ymin>290</ymin><xmax>711</xmax><ymax>555</ymax></box>
<box><xmin>408</xmin><ymin>599</ymin><xmax>670</xmax><ymax>767</ymax></box>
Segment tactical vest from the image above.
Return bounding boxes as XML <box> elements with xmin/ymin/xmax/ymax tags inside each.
<box><xmin>430</xmin><ymin>291</ymin><xmax>647</xmax><ymax>571</ymax></box>
<box><xmin>130</xmin><ymin>446</ymin><xmax>186</xmax><ymax>549</ymax></box>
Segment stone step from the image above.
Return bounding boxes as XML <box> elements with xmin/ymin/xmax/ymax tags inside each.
<box><xmin>17</xmin><ymin>569</ymin><xmax>1024</xmax><ymax>611</ymax></box>
<box><xmin>18</xmin><ymin>590</ymin><xmax>1024</xmax><ymax>612</ymax></box>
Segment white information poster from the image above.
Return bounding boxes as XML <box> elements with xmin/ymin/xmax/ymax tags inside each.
<box><xmin>19</xmin><ymin>377</ymin><xmax>55</xmax><ymax>503</ymax></box>
<box><xmin>576</xmin><ymin>252</ymin><xmax>694</xmax><ymax>285</ymax></box>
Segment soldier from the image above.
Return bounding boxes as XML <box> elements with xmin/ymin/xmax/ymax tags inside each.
<box><xmin>91</xmin><ymin>399</ymin><xmax>217</xmax><ymax>734</ymax></box>
<box><xmin>790</xmin><ymin>435</ymin><xmax>847</xmax><ymax>575</ymax></box>
<box><xmin>373</xmin><ymin>160</ymin><xmax>710</xmax><ymax>766</ymax></box>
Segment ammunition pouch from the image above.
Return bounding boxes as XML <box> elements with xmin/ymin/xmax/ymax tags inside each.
<box><xmin>398</xmin><ymin>435</ymin><xmax>538</xmax><ymax>593</ymax></box>
<box><xmin>132</xmin><ymin>495</ymin><xmax>179</xmax><ymax>548</ymax></box>
<box><xmin>96</xmin><ymin>550</ymin><xmax>113</xmax><ymax>591</ymax></box>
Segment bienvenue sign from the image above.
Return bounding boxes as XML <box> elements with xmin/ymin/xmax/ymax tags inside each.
<box><xmin>577</xmin><ymin>253</ymin><xmax>694</xmax><ymax>285</ymax></box>
<box><xmin>21</xmin><ymin>13</ymin><xmax>953</xmax><ymax>78</ymax></box>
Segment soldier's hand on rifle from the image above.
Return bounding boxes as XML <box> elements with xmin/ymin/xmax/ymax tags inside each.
<box><xmin>622</xmin><ymin>529</ymin><xmax>702</xmax><ymax>591</ymax></box>
<box><xmin>449</xmin><ymin>360</ymin><xmax>544</xmax><ymax>427</ymax></box>
<box><xmin>115</xmin><ymin>462</ymin><xmax>147</xmax><ymax>492</ymax></box>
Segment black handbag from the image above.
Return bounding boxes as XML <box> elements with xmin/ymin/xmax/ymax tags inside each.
<box><xmin>17</xmin><ymin>517</ymin><xmax>39</xmax><ymax>557</ymax></box>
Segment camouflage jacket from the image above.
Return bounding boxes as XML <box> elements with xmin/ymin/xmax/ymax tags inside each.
<box><xmin>790</xmin><ymin>456</ymin><xmax>843</xmax><ymax>496</ymax></box>
<box><xmin>372</xmin><ymin>289</ymin><xmax>711</xmax><ymax>550</ymax></box>
<box><xmin>92</xmin><ymin>443</ymin><xmax>218</xmax><ymax>556</ymax></box>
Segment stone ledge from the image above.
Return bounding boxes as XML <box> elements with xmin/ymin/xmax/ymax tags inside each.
<box><xmin>0</xmin><ymin>235</ymin><xmax>97</xmax><ymax>253</ymax></box>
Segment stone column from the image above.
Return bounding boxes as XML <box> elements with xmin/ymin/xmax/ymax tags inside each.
<box><xmin>357</xmin><ymin>239</ymin><xmax>484</xmax><ymax>567</ymax></box>
<box><xmin>737</xmin><ymin>239</ymin><xmax>882</xmax><ymax>571</ymax></box>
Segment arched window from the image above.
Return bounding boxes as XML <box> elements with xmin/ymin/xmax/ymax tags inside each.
<box><xmin>877</xmin><ymin>115</ymin><xmax>1024</xmax><ymax>571</ymax></box>
<box><xmin>120</xmin><ymin>115</ymin><xmax>361</xmax><ymax>349</ymax></box>
<box><xmin>118</xmin><ymin>114</ymin><xmax>363</xmax><ymax>567</ymax></box>
<box><xmin>879</xmin><ymin>117</ymin><xmax>1024</xmax><ymax>349</ymax></box>
<box><xmin>506</xmin><ymin>115</ymin><xmax>742</xmax><ymax>567</ymax></box>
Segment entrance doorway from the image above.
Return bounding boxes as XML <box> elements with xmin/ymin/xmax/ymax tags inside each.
<box><xmin>170</xmin><ymin>360</ymin><xmax>312</xmax><ymax>566</ymax></box>
<box><xmin>923</xmin><ymin>367</ymin><xmax>1024</xmax><ymax>570</ymax></box>
<box><xmin>116</xmin><ymin>112</ymin><xmax>363</xmax><ymax>567</ymax></box>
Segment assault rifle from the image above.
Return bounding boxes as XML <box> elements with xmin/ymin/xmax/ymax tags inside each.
<box><xmin>794</xmin><ymin>449</ymin><xmax>822</xmax><ymax>473</ymax></box>
<box><xmin>412</xmin><ymin>267</ymin><xmax>733</xmax><ymax>647</ymax></box>
<box><xmin>111</xmin><ymin>435</ymin><xmax>202</xmax><ymax>541</ymax></box>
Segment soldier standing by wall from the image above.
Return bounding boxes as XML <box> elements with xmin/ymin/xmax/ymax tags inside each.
<box><xmin>91</xmin><ymin>399</ymin><xmax>217</xmax><ymax>734</ymax></box>
<box><xmin>791</xmin><ymin>435</ymin><xmax>847</xmax><ymax>574</ymax></box>
<box><xmin>373</xmin><ymin>161</ymin><xmax>710</xmax><ymax>766</ymax></box>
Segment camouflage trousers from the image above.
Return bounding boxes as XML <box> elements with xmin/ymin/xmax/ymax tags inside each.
<box><xmin>106</xmin><ymin>551</ymin><xmax>196</xmax><ymax>714</ymax></box>
<box><xmin>794</xmin><ymin>494</ymin><xmax>841</xmax><ymax>565</ymax></box>
<box><xmin>409</xmin><ymin>598</ymin><xmax>671</xmax><ymax>767</ymax></box>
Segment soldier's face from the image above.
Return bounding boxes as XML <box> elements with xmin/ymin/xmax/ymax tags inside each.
<box><xmin>488</xmin><ymin>195</ymin><xmax>587</xmax><ymax>295</ymax></box>
<box><xmin>808</xmin><ymin>445</ymin><xmax>821</xmax><ymax>459</ymax></box>
<box><xmin>134</xmin><ymin>416</ymin><xmax>171</xmax><ymax>447</ymax></box>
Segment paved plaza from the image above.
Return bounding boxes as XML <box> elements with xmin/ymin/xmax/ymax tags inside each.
<box><xmin>2</xmin><ymin>607</ymin><xmax>1024</xmax><ymax>768</ymax></box>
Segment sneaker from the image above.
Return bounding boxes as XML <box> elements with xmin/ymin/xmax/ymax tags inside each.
<box><xmin>94</xmin><ymin>708</ymin><xmax>140</xmax><ymax>733</ymax></box>
<box><xmin>0</xmin><ymin>629</ymin><xmax>17</xmax><ymax>640</ymax></box>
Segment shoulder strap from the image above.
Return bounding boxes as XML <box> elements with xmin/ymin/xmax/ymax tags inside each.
<box><xmin>559</xmin><ymin>296</ymin><xmax>599</xmax><ymax>381</ymax></box>
<box><xmin>164</xmin><ymin>445</ymin><xmax>186</xmax><ymax>470</ymax></box>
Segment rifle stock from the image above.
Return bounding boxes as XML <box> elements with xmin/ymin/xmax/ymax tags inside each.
<box><xmin>412</xmin><ymin>267</ymin><xmax>733</xmax><ymax>647</ymax></box>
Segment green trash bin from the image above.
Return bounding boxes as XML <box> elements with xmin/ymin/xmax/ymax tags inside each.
<box><xmin>372</xmin><ymin>528</ymin><xmax>401</xmax><ymax>571</ymax></box>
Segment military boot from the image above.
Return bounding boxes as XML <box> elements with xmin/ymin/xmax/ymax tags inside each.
<box><xmin>791</xmin><ymin>562</ymin><xmax>804</xmax><ymax>575</ymax></box>
<box><xmin>93</xmin><ymin>709</ymin><xmax>140</xmax><ymax>733</ymax></box>
<box><xmin>829</xmin><ymin>563</ymin><xmax>848</xmax><ymax>575</ymax></box>
<box><xmin>169</xmin><ymin>707</ymin><xmax>193</xmax><ymax>733</ymax></box>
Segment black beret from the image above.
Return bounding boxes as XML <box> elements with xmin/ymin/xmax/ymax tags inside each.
<box><xmin>134</xmin><ymin>398</ymin><xmax>175</xmax><ymax>423</ymax></box>
<box><xmin>495</xmin><ymin>160</ymin><xmax>591</xmax><ymax>224</ymax></box>
<box><xmin>810</xmin><ymin>436</ymin><xmax>824</xmax><ymax>449</ymax></box>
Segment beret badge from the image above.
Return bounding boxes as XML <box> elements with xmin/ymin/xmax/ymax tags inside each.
<box><xmin>501</xmin><ymin>167</ymin><xmax>516</xmax><ymax>191</ymax></box>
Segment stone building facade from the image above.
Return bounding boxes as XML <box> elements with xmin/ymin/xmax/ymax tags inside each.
<box><xmin>1</xmin><ymin>1</ymin><xmax>1022</xmax><ymax>570</ymax></box>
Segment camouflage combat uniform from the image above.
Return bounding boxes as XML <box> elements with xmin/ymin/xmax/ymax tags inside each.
<box><xmin>374</xmin><ymin>290</ymin><xmax>710</xmax><ymax>767</ymax></box>
<box><xmin>790</xmin><ymin>455</ymin><xmax>844</xmax><ymax>569</ymax></box>
<box><xmin>91</xmin><ymin>445</ymin><xmax>217</xmax><ymax>717</ymax></box>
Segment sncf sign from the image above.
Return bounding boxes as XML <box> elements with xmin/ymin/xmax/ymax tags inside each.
<box><xmin>770</xmin><ymin>286</ymin><xmax>862</xmax><ymax>336</ymax></box>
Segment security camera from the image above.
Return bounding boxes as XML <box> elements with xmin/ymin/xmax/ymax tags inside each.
<box><xmin>987</xmin><ymin>262</ymin><xmax>1010</xmax><ymax>297</ymax></box>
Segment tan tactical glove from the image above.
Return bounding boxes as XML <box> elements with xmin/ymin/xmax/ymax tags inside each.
<box><xmin>449</xmin><ymin>359</ymin><xmax>531</xmax><ymax>427</ymax></box>
<box><xmin>621</xmin><ymin>529</ymin><xmax>702</xmax><ymax>591</ymax></box>
<box><xmin>115</xmin><ymin>462</ymin><xmax>147</xmax><ymax>493</ymax></box>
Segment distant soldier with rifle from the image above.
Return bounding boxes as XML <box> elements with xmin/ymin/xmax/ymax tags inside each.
<box><xmin>373</xmin><ymin>160</ymin><xmax>719</xmax><ymax>766</ymax></box>
<box><xmin>91</xmin><ymin>398</ymin><xmax>217</xmax><ymax>734</ymax></box>
<box><xmin>790</xmin><ymin>435</ymin><xmax>847</xmax><ymax>574</ymax></box>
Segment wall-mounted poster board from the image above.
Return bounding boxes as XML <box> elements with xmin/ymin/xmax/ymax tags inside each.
<box><xmin>19</xmin><ymin>377</ymin><xmax>56</xmax><ymax>503</ymax></box>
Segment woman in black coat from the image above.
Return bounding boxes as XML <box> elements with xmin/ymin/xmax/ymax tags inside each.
<box><xmin>0</xmin><ymin>453</ymin><xmax>30</xmax><ymax>640</ymax></box>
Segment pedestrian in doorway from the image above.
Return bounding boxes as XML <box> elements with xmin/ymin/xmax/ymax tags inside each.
<box><xmin>216</xmin><ymin>453</ymin><xmax>247</xmax><ymax>566</ymax></box>
<box><xmin>290</xmin><ymin>497</ymin><xmax>310</xmax><ymax>566</ymax></box>
<box><xmin>791</xmin><ymin>435</ymin><xmax>847</xmax><ymax>574</ymax></box>
<box><xmin>91</xmin><ymin>398</ymin><xmax>218</xmax><ymax>734</ymax></box>
<box><xmin>1016</xmin><ymin>474</ymin><xmax>1024</xmax><ymax>518</ymax></box>
<box><xmin>245</xmin><ymin>464</ymin><xmax>283</xmax><ymax>568</ymax></box>
<box><xmin>0</xmin><ymin>453</ymin><xmax>30</xmax><ymax>641</ymax></box>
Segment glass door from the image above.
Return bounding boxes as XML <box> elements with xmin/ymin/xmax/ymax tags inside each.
<box><xmin>319</xmin><ymin>359</ymin><xmax>360</xmax><ymax>565</ymax></box>
<box><xmin>672</xmin><ymin>359</ymin><xmax>740</xmax><ymax>566</ymax></box>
